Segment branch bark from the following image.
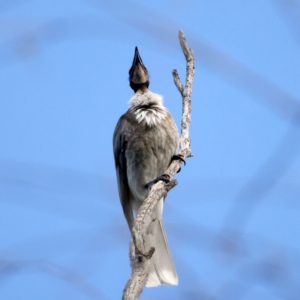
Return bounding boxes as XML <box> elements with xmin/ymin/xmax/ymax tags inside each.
<box><xmin>122</xmin><ymin>30</ymin><xmax>194</xmax><ymax>300</ymax></box>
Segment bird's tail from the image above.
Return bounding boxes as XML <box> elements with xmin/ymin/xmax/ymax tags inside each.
<box><xmin>145</xmin><ymin>201</ymin><xmax>178</xmax><ymax>287</ymax></box>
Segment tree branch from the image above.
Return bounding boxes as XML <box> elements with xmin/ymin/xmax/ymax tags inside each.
<box><xmin>122</xmin><ymin>30</ymin><xmax>194</xmax><ymax>300</ymax></box>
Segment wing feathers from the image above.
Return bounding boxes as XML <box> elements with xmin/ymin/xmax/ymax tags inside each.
<box><xmin>113</xmin><ymin>115</ymin><xmax>134</xmax><ymax>230</ymax></box>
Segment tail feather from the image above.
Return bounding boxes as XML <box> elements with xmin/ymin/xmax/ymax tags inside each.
<box><xmin>145</xmin><ymin>219</ymin><xmax>178</xmax><ymax>287</ymax></box>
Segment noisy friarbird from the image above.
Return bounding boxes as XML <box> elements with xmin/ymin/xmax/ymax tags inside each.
<box><xmin>113</xmin><ymin>47</ymin><xmax>179</xmax><ymax>287</ymax></box>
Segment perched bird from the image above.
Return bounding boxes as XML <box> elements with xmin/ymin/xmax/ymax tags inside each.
<box><xmin>113</xmin><ymin>47</ymin><xmax>179</xmax><ymax>287</ymax></box>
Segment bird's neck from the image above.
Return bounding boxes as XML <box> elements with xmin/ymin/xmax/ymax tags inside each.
<box><xmin>130</xmin><ymin>82</ymin><xmax>149</xmax><ymax>93</ymax></box>
<box><xmin>128</xmin><ymin>90</ymin><xmax>168</xmax><ymax>127</ymax></box>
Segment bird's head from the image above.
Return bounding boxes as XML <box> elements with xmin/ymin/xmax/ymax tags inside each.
<box><xmin>129</xmin><ymin>47</ymin><xmax>149</xmax><ymax>92</ymax></box>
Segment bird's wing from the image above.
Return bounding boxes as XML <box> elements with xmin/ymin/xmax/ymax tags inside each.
<box><xmin>113</xmin><ymin>114</ymin><xmax>134</xmax><ymax>231</ymax></box>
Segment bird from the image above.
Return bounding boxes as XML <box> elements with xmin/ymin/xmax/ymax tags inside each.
<box><xmin>113</xmin><ymin>47</ymin><xmax>179</xmax><ymax>287</ymax></box>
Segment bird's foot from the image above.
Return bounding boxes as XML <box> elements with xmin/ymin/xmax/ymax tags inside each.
<box><xmin>145</xmin><ymin>174</ymin><xmax>170</xmax><ymax>189</ymax></box>
<box><xmin>172</xmin><ymin>154</ymin><xmax>186</xmax><ymax>165</ymax></box>
<box><xmin>171</xmin><ymin>154</ymin><xmax>186</xmax><ymax>173</ymax></box>
<box><xmin>156</xmin><ymin>173</ymin><xmax>170</xmax><ymax>183</ymax></box>
<box><xmin>136</xmin><ymin>246</ymin><xmax>155</xmax><ymax>262</ymax></box>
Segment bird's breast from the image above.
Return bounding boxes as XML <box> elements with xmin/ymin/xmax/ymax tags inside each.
<box><xmin>131</xmin><ymin>104</ymin><xmax>168</xmax><ymax>127</ymax></box>
<box><xmin>125</xmin><ymin>112</ymin><xmax>179</xmax><ymax>205</ymax></box>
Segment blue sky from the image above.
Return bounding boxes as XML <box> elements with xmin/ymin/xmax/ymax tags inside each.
<box><xmin>1</xmin><ymin>1</ymin><xmax>300</xmax><ymax>299</ymax></box>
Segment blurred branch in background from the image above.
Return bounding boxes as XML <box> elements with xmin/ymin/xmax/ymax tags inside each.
<box><xmin>0</xmin><ymin>259</ymin><xmax>110</xmax><ymax>300</ymax></box>
<box><xmin>0</xmin><ymin>160</ymin><xmax>117</xmax><ymax>223</ymax></box>
<box><xmin>219</xmin><ymin>0</ymin><xmax>300</xmax><ymax>248</ymax></box>
<box><xmin>0</xmin><ymin>17</ymin><xmax>132</xmax><ymax>67</ymax></box>
<box><xmin>151</xmin><ymin>219</ymin><xmax>300</xmax><ymax>299</ymax></box>
<box><xmin>221</xmin><ymin>111</ymin><xmax>300</xmax><ymax>233</ymax></box>
<box><xmin>271</xmin><ymin>0</ymin><xmax>300</xmax><ymax>46</ymax></box>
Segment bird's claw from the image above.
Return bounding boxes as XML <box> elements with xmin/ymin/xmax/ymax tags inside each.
<box><xmin>145</xmin><ymin>174</ymin><xmax>170</xmax><ymax>189</ymax></box>
<box><xmin>172</xmin><ymin>154</ymin><xmax>186</xmax><ymax>165</ymax></box>
<box><xmin>171</xmin><ymin>154</ymin><xmax>186</xmax><ymax>173</ymax></box>
<box><xmin>157</xmin><ymin>174</ymin><xmax>170</xmax><ymax>183</ymax></box>
<box><xmin>136</xmin><ymin>246</ymin><xmax>155</xmax><ymax>262</ymax></box>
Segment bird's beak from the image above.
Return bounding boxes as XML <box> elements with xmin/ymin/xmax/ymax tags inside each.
<box><xmin>129</xmin><ymin>47</ymin><xmax>149</xmax><ymax>85</ymax></box>
<box><xmin>131</xmin><ymin>47</ymin><xmax>144</xmax><ymax>69</ymax></box>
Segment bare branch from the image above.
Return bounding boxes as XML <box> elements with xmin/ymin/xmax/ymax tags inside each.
<box><xmin>122</xmin><ymin>238</ymin><xmax>151</xmax><ymax>300</ymax></box>
<box><xmin>178</xmin><ymin>30</ymin><xmax>191</xmax><ymax>61</ymax></box>
<box><xmin>172</xmin><ymin>69</ymin><xmax>184</xmax><ymax>95</ymax></box>
<box><xmin>176</xmin><ymin>30</ymin><xmax>194</xmax><ymax>157</ymax></box>
<box><xmin>122</xmin><ymin>30</ymin><xmax>194</xmax><ymax>300</ymax></box>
